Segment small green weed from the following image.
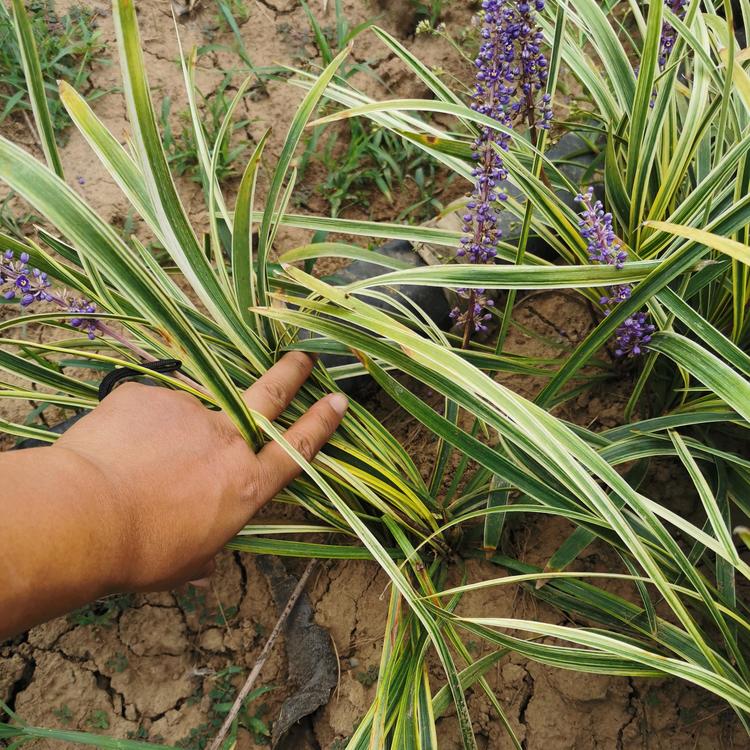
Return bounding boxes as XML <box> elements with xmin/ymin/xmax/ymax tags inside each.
<box><xmin>309</xmin><ymin>123</ymin><xmax>445</xmax><ymax>219</ymax></box>
<box><xmin>0</xmin><ymin>0</ymin><xmax>108</xmax><ymax>141</ymax></box>
<box><xmin>410</xmin><ymin>0</ymin><xmax>444</xmax><ymax>27</ymax></box>
<box><xmin>67</xmin><ymin>593</ymin><xmax>133</xmax><ymax>628</ymax></box>
<box><xmin>52</xmin><ymin>705</ymin><xmax>73</xmax><ymax>725</ymax></box>
<box><xmin>200</xmin><ymin>0</ymin><xmax>250</xmax><ymax>44</ymax></box>
<box><xmin>127</xmin><ymin>725</ymin><xmax>163</xmax><ymax>743</ymax></box>
<box><xmin>178</xmin><ymin>667</ymin><xmax>274</xmax><ymax>750</ymax></box>
<box><xmin>160</xmin><ymin>73</ymin><xmax>251</xmax><ymax>184</ymax></box>
<box><xmin>86</xmin><ymin>710</ymin><xmax>110</xmax><ymax>730</ymax></box>
<box><xmin>201</xmin><ymin>0</ymin><xmax>268</xmax><ymax>94</ymax></box>
<box><xmin>213</xmin><ymin>0</ymin><xmax>249</xmax><ymax>32</ymax></box>
<box><xmin>104</xmin><ymin>652</ymin><xmax>129</xmax><ymax>673</ymax></box>
<box><xmin>355</xmin><ymin>665</ymin><xmax>379</xmax><ymax>688</ymax></box>
<box><xmin>299</xmin><ymin>0</ymin><xmax>444</xmax><ymax>218</ymax></box>
<box><xmin>465</xmin><ymin>640</ymin><xmax>481</xmax><ymax>655</ymax></box>
<box><xmin>175</xmin><ymin>584</ymin><xmax>208</xmax><ymax>618</ymax></box>
<box><xmin>175</xmin><ymin>584</ymin><xmax>238</xmax><ymax>626</ymax></box>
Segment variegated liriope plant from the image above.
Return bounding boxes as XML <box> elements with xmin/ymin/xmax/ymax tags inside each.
<box><xmin>2</xmin><ymin>0</ymin><xmax>750</xmax><ymax>748</ymax></box>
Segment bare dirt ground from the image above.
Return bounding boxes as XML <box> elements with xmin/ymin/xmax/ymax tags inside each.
<box><xmin>1</xmin><ymin>1</ymin><xmax>749</xmax><ymax>748</ymax></box>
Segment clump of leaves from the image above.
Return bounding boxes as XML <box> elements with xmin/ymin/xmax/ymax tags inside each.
<box><xmin>6</xmin><ymin>0</ymin><xmax>750</xmax><ymax>748</ymax></box>
<box><xmin>0</xmin><ymin>0</ymin><xmax>107</xmax><ymax>141</ymax></box>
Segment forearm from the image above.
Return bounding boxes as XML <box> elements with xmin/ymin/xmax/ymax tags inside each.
<box><xmin>0</xmin><ymin>446</ymin><xmax>125</xmax><ymax>641</ymax></box>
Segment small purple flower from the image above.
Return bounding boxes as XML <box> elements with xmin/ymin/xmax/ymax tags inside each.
<box><xmin>68</xmin><ymin>299</ymin><xmax>99</xmax><ymax>340</ymax></box>
<box><xmin>575</xmin><ymin>189</ymin><xmax>655</xmax><ymax>358</ymax></box>
<box><xmin>614</xmin><ymin>312</ymin><xmax>655</xmax><ymax>358</ymax></box>
<box><xmin>602</xmin><ymin>284</ymin><xmax>632</xmax><ymax>306</ymax></box>
<box><xmin>0</xmin><ymin>249</ymin><xmax>100</xmax><ymax>339</ymax></box>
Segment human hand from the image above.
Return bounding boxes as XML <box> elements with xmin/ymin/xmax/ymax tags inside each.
<box><xmin>53</xmin><ymin>352</ymin><xmax>347</xmax><ymax>592</ymax></box>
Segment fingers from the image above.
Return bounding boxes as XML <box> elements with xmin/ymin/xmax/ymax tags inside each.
<box><xmin>253</xmin><ymin>392</ymin><xmax>349</xmax><ymax>505</ymax></box>
<box><xmin>241</xmin><ymin>352</ymin><xmax>316</xmax><ymax>421</ymax></box>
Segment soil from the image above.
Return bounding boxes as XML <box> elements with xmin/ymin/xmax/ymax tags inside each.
<box><xmin>1</xmin><ymin>1</ymin><xmax>748</xmax><ymax>749</ymax></box>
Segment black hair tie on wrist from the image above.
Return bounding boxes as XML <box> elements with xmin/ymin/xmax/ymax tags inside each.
<box><xmin>98</xmin><ymin>359</ymin><xmax>183</xmax><ymax>401</ymax></box>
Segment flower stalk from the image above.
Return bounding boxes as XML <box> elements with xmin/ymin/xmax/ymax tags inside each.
<box><xmin>660</xmin><ymin>0</ymin><xmax>688</xmax><ymax>70</ymax></box>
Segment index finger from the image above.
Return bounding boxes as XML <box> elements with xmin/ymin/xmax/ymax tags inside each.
<box><xmin>232</xmin><ymin>352</ymin><xmax>316</xmax><ymax>425</ymax></box>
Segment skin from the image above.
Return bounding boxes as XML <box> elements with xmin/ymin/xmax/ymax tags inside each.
<box><xmin>0</xmin><ymin>352</ymin><xmax>347</xmax><ymax>642</ymax></box>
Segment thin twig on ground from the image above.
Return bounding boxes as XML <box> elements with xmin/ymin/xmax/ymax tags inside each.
<box><xmin>21</xmin><ymin>110</ymin><xmax>43</xmax><ymax>151</ymax></box>
<box><xmin>207</xmin><ymin>559</ymin><xmax>317</xmax><ymax>750</ymax></box>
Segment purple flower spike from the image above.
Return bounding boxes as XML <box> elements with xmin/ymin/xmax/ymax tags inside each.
<box><xmin>457</xmin><ymin>0</ymin><xmax>552</xmax><ymax>334</ymax></box>
<box><xmin>575</xmin><ymin>188</ymin><xmax>625</xmax><ymax>269</ymax></box>
<box><xmin>615</xmin><ymin>312</ymin><xmax>656</xmax><ymax>359</ymax></box>
<box><xmin>575</xmin><ymin>189</ymin><xmax>655</xmax><ymax>358</ymax></box>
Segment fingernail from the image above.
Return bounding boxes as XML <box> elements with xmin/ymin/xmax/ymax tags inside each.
<box><xmin>328</xmin><ymin>392</ymin><xmax>349</xmax><ymax>416</ymax></box>
<box><xmin>189</xmin><ymin>577</ymin><xmax>211</xmax><ymax>588</ymax></box>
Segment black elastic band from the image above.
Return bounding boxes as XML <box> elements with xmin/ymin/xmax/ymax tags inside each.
<box><xmin>98</xmin><ymin>359</ymin><xmax>183</xmax><ymax>401</ymax></box>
